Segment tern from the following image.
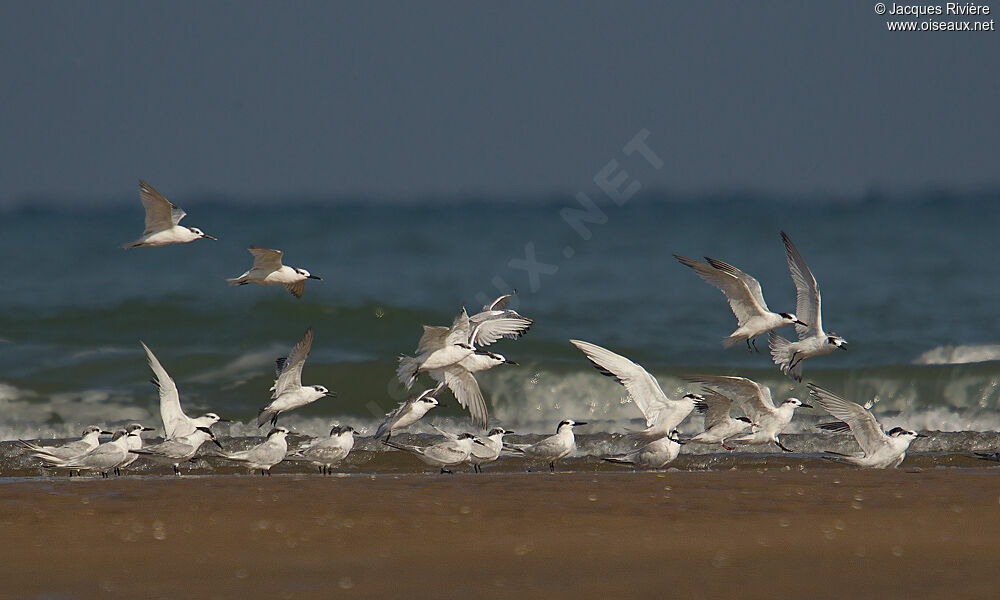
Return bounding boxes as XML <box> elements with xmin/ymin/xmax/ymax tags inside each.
<box><xmin>217</xmin><ymin>427</ymin><xmax>291</xmax><ymax>476</ymax></box>
<box><xmin>289</xmin><ymin>425</ymin><xmax>356</xmax><ymax>474</ymax></box>
<box><xmin>257</xmin><ymin>327</ymin><xmax>332</xmax><ymax>427</ymax></box>
<box><xmin>687</xmin><ymin>389</ymin><xmax>753</xmax><ymax>450</ymax></box>
<box><xmin>685</xmin><ymin>375</ymin><xmax>811</xmax><ymax>452</ymax></box>
<box><xmin>374</xmin><ymin>389</ymin><xmax>440</xmax><ymax>440</ymax></box>
<box><xmin>142</xmin><ymin>341</ymin><xmax>228</xmax><ymax>439</ymax></box>
<box><xmin>117</xmin><ymin>423</ymin><xmax>156</xmax><ymax>474</ymax></box>
<box><xmin>129</xmin><ymin>426</ymin><xmax>223</xmax><ymax>475</ymax></box>
<box><xmin>123</xmin><ymin>180</ymin><xmax>216</xmax><ymax>248</ymax></box>
<box><xmin>399</xmin><ymin>309</ymin><xmax>508</xmax><ymax>429</ymax></box>
<box><xmin>432</xmin><ymin>426</ymin><xmax>513</xmax><ymax>473</ymax></box>
<box><xmin>226</xmin><ymin>246</ymin><xmax>322</xmax><ymax>299</ymax></box>
<box><xmin>383</xmin><ymin>432</ymin><xmax>484</xmax><ymax>473</ymax></box>
<box><xmin>604</xmin><ymin>430</ymin><xmax>684</xmax><ymax>469</ymax></box>
<box><xmin>809</xmin><ymin>383</ymin><xmax>925</xmax><ymax>468</ymax></box>
<box><xmin>571</xmin><ymin>340</ymin><xmax>697</xmax><ymax>440</ymax></box>
<box><xmin>674</xmin><ymin>255</ymin><xmax>806</xmax><ymax>351</ymax></box>
<box><xmin>43</xmin><ymin>429</ymin><xmax>138</xmax><ymax>477</ymax></box>
<box><xmin>768</xmin><ymin>232</ymin><xmax>847</xmax><ymax>381</ymax></box>
<box><xmin>507</xmin><ymin>419</ymin><xmax>586</xmax><ymax>472</ymax></box>
<box><xmin>468</xmin><ymin>292</ymin><xmax>533</xmax><ymax>347</ymax></box>
<box><xmin>18</xmin><ymin>426</ymin><xmax>108</xmax><ymax>462</ymax></box>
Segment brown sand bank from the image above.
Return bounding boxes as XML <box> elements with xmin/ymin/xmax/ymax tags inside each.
<box><xmin>1</xmin><ymin>468</ymin><xmax>999</xmax><ymax>599</ymax></box>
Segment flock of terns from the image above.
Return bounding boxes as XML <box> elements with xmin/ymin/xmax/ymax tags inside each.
<box><xmin>9</xmin><ymin>181</ymin><xmax>958</xmax><ymax>477</ymax></box>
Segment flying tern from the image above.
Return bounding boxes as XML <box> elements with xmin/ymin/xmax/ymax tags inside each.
<box><xmin>257</xmin><ymin>327</ymin><xmax>332</xmax><ymax>427</ymax></box>
<box><xmin>768</xmin><ymin>231</ymin><xmax>847</xmax><ymax>381</ymax></box>
<box><xmin>217</xmin><ymin>427</ymin><xmax>291</xmax><ymax>476</ymax></box>
<box><xmin>374</xmin><ymin>389</ymin><xmax>440</xmax><ymax>440</ymax></box>
<box><xmin>226</xmin><ymin>246</ymin><xmax>322</xmax><ymax>298</ymax></box>
<box><xmin>685</xmin><ymin>375</ymin><xmax>811</xmax><ymax>452</ymax></box>
<box><xmin>468</xmin><ymin>292</ymin><xmax>533</xmax><ymax>347</ymax></box>
<box><xmin>142</xmin><ymin>341</ymin><xmax>228</xmax><ymax>439</ymax></box>
<box><xmin>123</xmin><ymin>180</ymin><xmax>216</xmax><ymax>248</ymax></box>
<box><xmin>809</xmin><ymin>383</ymin><xmax>925</xmax><ymax>468</ymax></box>
<box><xmin>571</xmin><ymin>340</ymin><xmax>697</xmax><ymax>440</ymax></box>
<box><xmin>604</xmin><ymin>430</ymin><xmax>684</xmax><ymax>469</ymax></box>
<box><xmin>674</xmin><ymin>255</ymin><xmax>806</xmax><ymax>351</ymax></box>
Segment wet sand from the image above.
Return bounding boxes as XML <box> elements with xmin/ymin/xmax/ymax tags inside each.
<box><xmin>2</xmin><ymin>468</ymin><xmax>999</xmax><ymax>599</ymax></box>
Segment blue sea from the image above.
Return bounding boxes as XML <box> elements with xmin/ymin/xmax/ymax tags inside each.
<box><xmin>2</xmin><ymin>191</ymin><xmax>999</xmax><ymax>453</ymax></box>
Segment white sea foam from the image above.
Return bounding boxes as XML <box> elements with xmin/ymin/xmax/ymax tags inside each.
<box><xmin>914</xmin><ymin>344</ymin><xmax>1000</xmax><ymax>365</ymax></box>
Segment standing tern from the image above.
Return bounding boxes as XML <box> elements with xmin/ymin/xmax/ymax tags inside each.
<box><xmin>809</xmin><ymin>383</ymin><xmax>925</xmax><ymax>468</ymax></box>
<box><xmin>374</xmin><ymin>389</ymin><xmax>440</xmax><ymax>440</ymax></box>
<box><xmin>217</xmin><ymin>427</ymin><xmax>291</xmax><ymax>476</ymax></box>
<box><xmin>603</xmin><ymin>430</ymin><xmax>685</xmax><ymax>469</ymax></box>
<box><xmin>384</xmin><ymin>432</ymin><xmax>484</xmax><ymax>473</ymax></box>
<box><xmin>142</xmin><ymin>342</ymin><xmax>228</xmax><ymax>439</ymax></box>
<box><xmin>507</xmin><ymin>419</ymin><xmax>586</xmax><ymax>472</ymax></box>
<box><xmin>687</xmin><ymin>389</ymin><xmax>753</xmax><ymax>450</ymax></box>
<box><xmin>289</xmin><ymin>424</ymin><xmax>357</xmax><ymax>474</ymax></box>
<box><xmin>43</xmin><ymin>428</ymin><xmax>139</xmax><ymax>477</ymax></box>
<box><xmin>432</xmin><ymin>426</ymin><xmax>513</xmax><ymax>473</ymax></box>
<box><xmin>468</xmin><ymin>292</ymin><xmax>533</xmax><ymax>347</ymax></box>
<box><xmin>571</xmin><ymin>340</ymin><xmax>697</xmax><ymax>440</ymax></box>
<box><xmin>674</xmin><ymin>255</ymin><xmax>806</xmax><ymax>351</ymax></box>
<box><xmin>226</xmin><ymin>246</ymin><xmax>322</xmax><ymax>299</ymax></box>
<box><xmin>129</xmin><ymin>426</ymin><xmax>222</xmax><ymax>475</ymax></box>
<box><xmin>123</xmin><ymin>180</ymin><xmax>216</xmax><ymax>248</ymax></box>
<box><xmin>117</xmin><ymin>423</ymin><xmax>156</xmax><ymax>474</ymax></box>
<box><xmin>685</xmin><ymin>375</ymin><xmax>811</xmax><ymax>452</ymax></box>
<box><xmin>18</xmin><ymin>426</ymin><xmax>108</xmax><ymax>462</ymax></box>
<box><xmin>769</xmin><ymin>231</ymin><xmax>847</xmax><ymax>381</ymax></box>
<box><xmin>257</xmin><ymin>327</ymin><xmax>332</xmax><ymax>427</ymax></box>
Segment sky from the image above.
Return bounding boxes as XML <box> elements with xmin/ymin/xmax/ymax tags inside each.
<box><xmin>0</xmin><ymin>1</ymin><xmax>997</xmax><ymax>203</ymax></box>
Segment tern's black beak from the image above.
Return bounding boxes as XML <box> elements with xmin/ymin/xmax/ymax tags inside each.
<box><xmin>307</xmin><ymin>274</ymin><xmax>323</xmax><ymax>280</ymax></box>
<box><xmin>915</xmin><ymin>433</ymin><xmax>928</xmax><ymax>438</ymax></box>
<box><xmin>212</xmin><ymin>438</ymin><xmax>223</xmax><ymax>449</ymax></box>
<box><xmin>838</xmin><ymin>344</ymin><xmax>848</xmax><ymax>351</ymax></box>
<box><xmin>794</xmin><ymin>320</ymin><xmax>808</xmax><ymax>327</ymax></box>
<box><xmin>799</xmin><ymin>403</ymin><xmax>814</xmax><ymax>409</ymax></box>
<box><xmin>100</xmin><ymin>430</ymin><xmax>114</xmax><ymax>435</ymax></box>
<box><xmin>575</xmin><ymin>421</ymin><xmax>588</xmax><ymax>426</ymax></box>
<box><xmin>203</xmin><ymin>234</ymin><xmax>218</xmax><ymax>241</ymax></box>
<box><xmin>505</xmin><ymin>359</ymin><xmax>519</xmax><ymax>366</ymax></box>
<box><xmin>142</xmin><ymin>427</ymin><xmax>156</xmax><ymax>432</ymax></box>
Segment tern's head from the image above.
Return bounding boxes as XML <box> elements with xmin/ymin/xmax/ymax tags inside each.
<box><xmin>312</xmin><ymin>385</ymin><xmax>332</xmax><ymax>397</ymax></box>
<box><xmin>81</xmin><ymin>426</ymin><xmax>105</xmax><ymax>437</ymax></box>
<box><xmin>682</xmin><ymin>393</ymin><xmax>705</xmax><ymax>403</ymax></box>
<box><xmin>783</xmin><ymin>398</ymin><xmax>813</xmax><ymax>410</ymax></box>
<box><xmin>887</xmin><ymin>427</ymin><xmax>924</xmax><ymax>439</ymax></box>
<box><xmin>196</xmin><ymin>426</ymin><xmax>223</xmax><ymax>448</ymax></box>
<box><xmin>330</xmin><ymin>424</ymin><xmax>356</xmax><ymax>437</ymax></box>
<box><xmin>827</xmin><ymin>335</ymin><xmax>848</xmax><ymax>350</ymax></box>
<box><xmin>667</xmin><ymin>430</ymin><xmax>686</xmax><ymax>444</ymax></box>
<box><xmin>126</xmin><ymin>423</ymin><xmax>156</xmax><ymax>434</ymax></box>
<box><xmin>295</xmin><ymin>267</ymin><xmax>323</xmax><ymax>281</ymax></box>
<box><xmin>187</xmin><ymin>227</ymin><xmax>217</xmax><ymax>241</ymax></box>
<box><xmin>417</xmin><ymin>394</ymin><xmax>440</xmax><ymax>408</ymax></box>
<box><xmin>110</xmin><ymin>429</ymin><xmax>128</xmax><ymax>441</ymax></box>
<box><xmin>267</xmin><ymin>427</ymin><xmax>291</xmax><ymax>439</ymax></box>
<box><xmin>202</xmin><ymin>412</ymin><xmax>229</xmax><ymax>424</ymax></box>
<box><xmin>557</xmin><ymin>419</ymin><xmax>586</xmax><ymax>433</ymax></box>
<box><xmin>779</xmin><ymin>312</ymin><xmax>809</xmax><ymax>327</ymax></box>
<box><xmin>474</xmin><ymin>349</ymin><xmax>519</xmax><ymax>366</ymax></box>
<box><xmin>487</xmin><ymin>427</ymin><xmax>511</xmax><ymax>438</ymax></box>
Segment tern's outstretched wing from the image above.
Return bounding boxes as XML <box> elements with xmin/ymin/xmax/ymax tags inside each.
<box><xmin>248</xmin><ymin>246</ymin><xmax>284</xmax><ymax>272</ymax></box>
<box><xmin>482</xmin><ymin>293</ymin><xmax>515</xmax><ymax>311</ymax></box>
<box><xmin>696</xmin><ymin>389</ymin><xmax>739</xmax><ymax>430</ymax></box>
<box><xmin>141</xmin><ymin>342</ymin><xmax>190</xmax><ymax>440</ymax></box>
<box><xmin>570</xmin><ymin>340</ymin><xmax>671</xmax><ymax>426</ymax></box>
<box><xmin>443</xmin><ymin>366</ymin><xmax>488</xmax><ymax>429</ymax></box>
<box><xmin>468</xmin><ymin>310</ymin><xmax>533</xmax><ymax>347</ymax></box>
<box><xmin>675</xmin><ymin>255</ymin><xmax>766</xmax><ymax>325</ymax></box>
<box><xmin>416</xmin><ymin>326</ymin><xmax>450</xmax><ymax>354</ymax></box>
<box><xmin>139</xmin><ymin>180</ymin><xmax>185</xmax><ymax>233</ymax></box>
<box><xmin>704</xmin><ymin>257</ymin><xmax>770</xmax><ymax>312</ymax></box>
<box><xmin>808</xmin><ymin>384</ymin><xmax>887</xmax><ymax>456</ymax></box>
<box><xmin>421</xmin><ymin>440</ymin><xmax>469</xmax><ymax>464</ymax></box>
<box><xmin>272</xmin><ymin>327</ymin><xmax>314</xmax><ymax>398</ymax></box>
<box><xmin>684</xmin><ymin>375</ymin><xmax>775</xmax><ymax>423</ymax></box>
<box><xmin>444</xmin><ymin>308</ymin><xmax>472</xmax><ymax>346</ymax></box>
<box><xmin>781</xmin><ymin>232</ymin><xmax>822</xmax><ymax>339</ymax></box>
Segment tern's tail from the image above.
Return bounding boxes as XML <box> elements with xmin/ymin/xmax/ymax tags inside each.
<box><xmin>225</xmin><ymin>276</ymin><xmax>247</xmax><ymax>286</ymax></box>
<box><xmin>396</xmin><ymin>355</ymin><xmax>420</xmax><ymax>390</ymax></box>
<box><xmin>121</xmin><ymin>240</ymin><xmax>142</xmax><ymax>249</ymax></box>
<box><xmin>722</xmin><ymin>333</ymin><xmax>748</xmax><ymax>348</ymax></box>
<box><xmin>768</xmin><ymin>332</ymin><xmax>802</xmax><ymax>382</ymax></box>
<box><xmin>256</xmin><ymin>407</ymin><xmax>280</xmax><ymax>428</ymax></box>
<box><xmin>602</xmin><ymin>456</ymin><xmax>633</xmax><ymax>465</ymax></box>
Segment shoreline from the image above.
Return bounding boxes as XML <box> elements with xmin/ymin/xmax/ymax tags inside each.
<box><xmin>2</xmin><ymin>468</ymin><xmax>999</xmax><ymax>598</ymax></box>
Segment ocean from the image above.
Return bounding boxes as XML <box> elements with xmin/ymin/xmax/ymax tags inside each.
<box><xmin>2</xmin><ymin>192</ymin><xmax>999</xmax><ymax>456</ymax></box>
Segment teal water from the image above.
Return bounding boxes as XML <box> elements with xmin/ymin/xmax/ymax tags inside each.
<box><xmin>1</xmin><ymin>193</ymin><xmax>999</xmax><ymax>439</ymax></box>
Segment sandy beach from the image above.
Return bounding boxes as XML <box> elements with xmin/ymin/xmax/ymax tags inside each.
<box><xmin>2</xmin><ymin>467</ymin><xmax>999</xmax><ymax>599</ymax></box>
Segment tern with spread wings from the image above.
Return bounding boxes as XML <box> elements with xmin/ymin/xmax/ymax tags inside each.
<box><xmin>142</xmin><ymin>342</ymin><xmax>228</xmax><ymax>439</ymax></box>
<box><xmin>123</xmin><ymin>180</ymin><xmax>216</xmax><ymax>248</ymax></box>
<box><xmin>227</xmin><ymin>245</ymin><xmax>322</xmax><ymax>298</ymax></box>
<box><xmin>257</xmin><ymin>327</ymin><xmax>332</xmax><ymax>427</ymax></box>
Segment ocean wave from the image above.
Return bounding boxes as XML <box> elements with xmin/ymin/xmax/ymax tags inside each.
<box><xmin>914</xmin><ymin>344</ymin><xmax>1000</xmax><ymax>365</ymax></box>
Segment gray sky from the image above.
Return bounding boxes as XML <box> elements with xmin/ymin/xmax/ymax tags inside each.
<box><xmin>1</xmin><ymin>1</ymin><xmax>997</xmax><ymax>203</ymax></box>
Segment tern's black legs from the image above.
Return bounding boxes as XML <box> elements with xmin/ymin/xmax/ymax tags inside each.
<box><xmin>549</xmin><ymin>461</ymin><xmax>555</xmax><ymax>473</ymax></box>
<box><xmin>440</xmin><ymin>468</ymin><xmax>453</xmax><ymax>474</ymax></box>
<box><xmin>775</xmin><ymin>439</ymin><xmax>793</xmax><ymax>453</ymax></box>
